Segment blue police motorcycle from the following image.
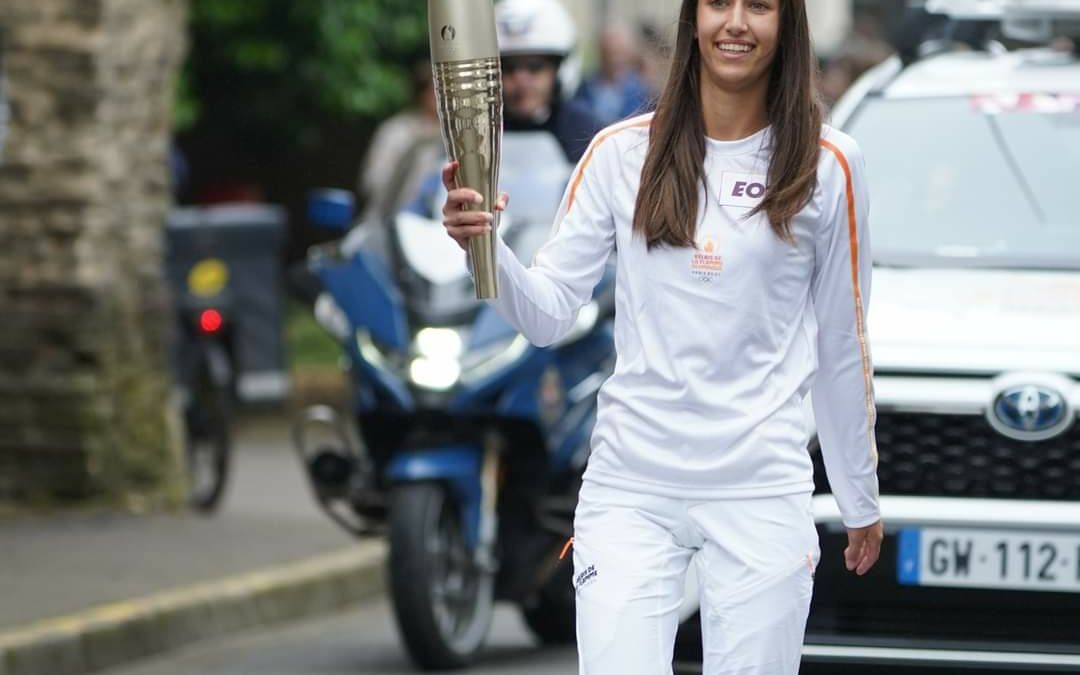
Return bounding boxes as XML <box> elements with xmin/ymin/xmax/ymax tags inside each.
<box><xmin>294</xmin><ymin>133</ymin><xmax>614</xmax><ymax>670</ymax></box>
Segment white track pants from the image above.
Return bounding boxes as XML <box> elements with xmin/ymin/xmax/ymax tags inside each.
<box><xmin>572</xmin><ymin>481</ymin><xmax>820</xmax><ymax>675</ymax></box>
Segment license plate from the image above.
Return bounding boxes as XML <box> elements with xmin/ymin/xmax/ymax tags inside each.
<box><xmin>898</xmin><ymin>528</ymin><xmax>1080</xmax><ymax>593</ymax></box>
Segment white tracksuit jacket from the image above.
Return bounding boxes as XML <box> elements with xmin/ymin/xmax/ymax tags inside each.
<box><xmin>485</xmin><ymin>114</ymin><xmax>880</xmax><ymax>529</ymax></box>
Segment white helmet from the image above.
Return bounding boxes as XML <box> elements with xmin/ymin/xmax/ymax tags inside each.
<box><xmin>495</xmin><ymin>0</ymin><xmax>581</xmax><ymax>96</ymax></box>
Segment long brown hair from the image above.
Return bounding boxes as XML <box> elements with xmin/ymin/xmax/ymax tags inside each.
<box><xmin>632</xmin><ymin>0</ymin><xmax>823</xmax><ymax>248</ymax></box>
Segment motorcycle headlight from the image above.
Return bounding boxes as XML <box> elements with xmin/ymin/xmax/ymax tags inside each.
<box><xmin>407</xmin><ymin>326</ymin><xmax>532</xmax><ymax>391</ymax></box>
<box><xmin>415</xmin><ymin>328</ymin><xmax>464</xmax><ymax>360</ymax></box>
<box><xmin>381</xmin><ymin>324</ymin><xmax>538</xmax><ymax>393</ymax></box>
<box><xmin>409</xmin><ymin>357</ymin><xmax>462</xmax><ymax>391</ymax></box>
<box><xmin>355</xmin><ymin>327</ymin><xmax>466</xmax><ymax>392</ymax></box>
<box><xmin>409</xmin><ymin>328</ymin><xmax>465</xmax><ymax>391</ymax></box>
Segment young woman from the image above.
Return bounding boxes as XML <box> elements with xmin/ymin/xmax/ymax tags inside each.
<box><xmin>441</xmin><ymin>0</ymin><xmax>883</xmax><ymax>672</ymax></box>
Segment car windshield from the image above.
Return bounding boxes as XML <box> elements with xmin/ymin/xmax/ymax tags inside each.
<box><xmin>845</xmin><ymin>95</ymin><xmax>1080</xmax><ymax>269</ymax></box>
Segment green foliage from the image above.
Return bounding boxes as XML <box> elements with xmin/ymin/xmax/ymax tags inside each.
<box><xmin>285</xmin><ymin>299</ymin><xmax>342</xmax><ymax>372</ymax></box>
<box><xmin>179</xmin><ymin>0</ymin><xmax>429</xmax><ymax>149</ymax></box>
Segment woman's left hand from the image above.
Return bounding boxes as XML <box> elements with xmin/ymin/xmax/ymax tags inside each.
<box><xmin>844</xmin><ymin>520</ymin><xmax>884</xmax><ymax>576</ymax></box>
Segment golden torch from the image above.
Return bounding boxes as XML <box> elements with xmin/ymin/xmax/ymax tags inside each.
<box><xmin>428</xmin><ymin>0</ymin><xmax>503</xmax><ymax>299</ymax></box>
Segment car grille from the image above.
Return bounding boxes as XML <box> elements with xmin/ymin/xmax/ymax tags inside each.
<box><xmin>812</xmin><ymin>412</ymin><xmax>1080</xmax><ymax>500</ymax></box>
<box><xmin>808</xmin><ymin>603</ymin><xmax>1080</xmax><ymax>645</ymax></box>
<box><xmin>806</xmin><ymin>532</ymin><xmax>1080</xmax><ymax>648</ymax></box>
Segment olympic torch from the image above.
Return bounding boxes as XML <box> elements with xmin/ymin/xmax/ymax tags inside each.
<box><xmin>429</xmin><ymin>0</ymin><xmax>503</xmax><ymax>299</ymax></box>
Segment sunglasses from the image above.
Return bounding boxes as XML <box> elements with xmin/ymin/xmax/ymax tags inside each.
<box><xmin>501</xmin><ymin>57</ymin><xmax>553</xmax><ymax>75</ymax></box>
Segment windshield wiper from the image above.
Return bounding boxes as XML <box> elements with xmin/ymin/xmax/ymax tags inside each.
<box><xmin>983</xmin><ymin>114</ymin><xmax>1047</xmax><ymax>224</ymax></box>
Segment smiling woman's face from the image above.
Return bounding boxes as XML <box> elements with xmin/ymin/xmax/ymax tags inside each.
<box><xmin>696</xmin><ymin>0</ymin><xmax>780</xmax><ymax>94</ymax></box>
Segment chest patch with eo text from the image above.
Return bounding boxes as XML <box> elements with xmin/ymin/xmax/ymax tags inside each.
<box><xmin>690</xmin><ymin>236</ymin><xmax>724</xmax><ymax>283</ymax></box>
<box><xmin>718</xmin><ymin>172</ymin><xmax>768</xmax><ymax>209</ymax></box>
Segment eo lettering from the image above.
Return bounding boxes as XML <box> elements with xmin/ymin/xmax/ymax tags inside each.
<box><xmin>719</xmin><ymin>172</ymin><xmax>768</xmax><ymax>208</ymax></box>
<box><xmin>732</xmin><ymin>181</ymin><xmax>766</xmax><ymax>199</ymax></box>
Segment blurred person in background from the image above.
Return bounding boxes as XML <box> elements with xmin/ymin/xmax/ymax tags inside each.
<box><xmin>886</xmin><ymin>3</ymin><xmax>997</xmax><ymax>65</ymax></box>
<box><xmin>820</xmin><ymin>12</ymin><xmax>893</xmax><ymax>107</ymax></box>
<box><xmin>169</xmin><ymin>142</ymin><xmax>190</xmax><ymax>203</ymax></box>
<box><xmin>638</xmin><ymin>21</ymin><xmax>673</xmax><ymax>103</ymax></box>
<box><xmin>357</xmin><ymin>59</ymin><xmax>441</xmax><ymax>222</ymax></box>
<box><xmin>574</xmin><ymin>23</ymin><xmax>651</xmax><ymax>126</ymax></box>
<box><xmin>495</xmin><ymin>0</ymin><xmax>602</xmax><ymax>163</ymax></box>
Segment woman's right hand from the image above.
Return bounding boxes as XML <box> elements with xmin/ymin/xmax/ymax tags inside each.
<box><xmin>440</xmin><ymin>161</ymin><xmax>508</xmax><ymax>251</ymax></box>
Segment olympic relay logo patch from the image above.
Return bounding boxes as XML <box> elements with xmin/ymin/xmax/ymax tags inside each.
<box><xmin>690</xmin><ymin>237</ymin><xmax>724</xmax><ymax>283</ymax></box>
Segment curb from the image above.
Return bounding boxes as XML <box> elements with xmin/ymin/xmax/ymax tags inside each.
<box><xmin>0</xmin><ymin>543</ymin><xmax>386</xmax><ymax>675</ymax></box>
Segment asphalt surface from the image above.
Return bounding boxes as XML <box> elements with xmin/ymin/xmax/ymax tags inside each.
<box><xmin>94</xmin><ymin>598</ymin><xmax>936</xmax><ymax>675</ymax></box>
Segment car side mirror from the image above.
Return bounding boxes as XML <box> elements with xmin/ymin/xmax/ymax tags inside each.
<box><xmin>306</xmin><ymin>189</ymin><xmax>356</xmax><ymax>231</ymax></box>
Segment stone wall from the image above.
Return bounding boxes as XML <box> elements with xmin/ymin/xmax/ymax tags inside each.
<box><xmin>0</xmin><ymin>0</ymin><xmax>187</xmax><ymax>505</ymax></box>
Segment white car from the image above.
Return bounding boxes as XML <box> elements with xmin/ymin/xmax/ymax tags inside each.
<box><xmin>811</xmin><ymin>10</ymin><xmax>1080</xmax><ymax>674</ymax></box>
<box><xmin>674</xmin><ymin>4</ymin><xmax>1080</xmax><ymax>673</ymax></box>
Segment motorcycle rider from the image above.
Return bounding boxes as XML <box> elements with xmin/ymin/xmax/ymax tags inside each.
<box><xmin>495</xmin><ymin>0</ymin><xmax>601</xmax><ymax>163</ymax></box>
<box><xmin>404</xmin><ymin>0</ymin><xmax>601</xmax><ymax>217</ymax></box>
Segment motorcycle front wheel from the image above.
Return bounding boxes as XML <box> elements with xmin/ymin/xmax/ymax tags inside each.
<box><xmin>389</xmin><ymin>482</ymin><xmax>494</xmax><ymax>670</ymax></box>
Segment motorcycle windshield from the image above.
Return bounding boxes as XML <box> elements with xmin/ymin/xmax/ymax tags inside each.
<box><xmin>395</xmin><ymin>132</ymin><xmax>573</xmax><ymax>326</ymax></box>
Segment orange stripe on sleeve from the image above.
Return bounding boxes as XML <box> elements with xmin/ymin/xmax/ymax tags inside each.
<box><xmin>819</xmin><ymin>138</ymin><xmax>878</xmax><ymax>464</ymax></box>
<box><xmin>565</xmin><ymin>117</ymin><xmax>652</xmax><ymax>215</ymax></box>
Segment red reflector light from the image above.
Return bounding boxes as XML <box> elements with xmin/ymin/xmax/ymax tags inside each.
<box><xmin>199</xmin><ymin>309</ymin><xmax>224</xmax><ymax>334</ymax></box>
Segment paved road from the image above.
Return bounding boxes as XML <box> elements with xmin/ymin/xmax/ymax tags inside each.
<box><xmin>103</xmin><ymin>600</ymin><xmax>577</xmax><ymax>675</ymax></box>
<box><xmin>96</xmin><ymin>596</ymin><xmax>929</xmax><ymax>675</ymax></box>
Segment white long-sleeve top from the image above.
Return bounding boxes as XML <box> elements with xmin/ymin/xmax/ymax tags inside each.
<box><xmin>486</xmin><ymin>114</ymin><xmax>880</xmax><ymax>528</ymax></box>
